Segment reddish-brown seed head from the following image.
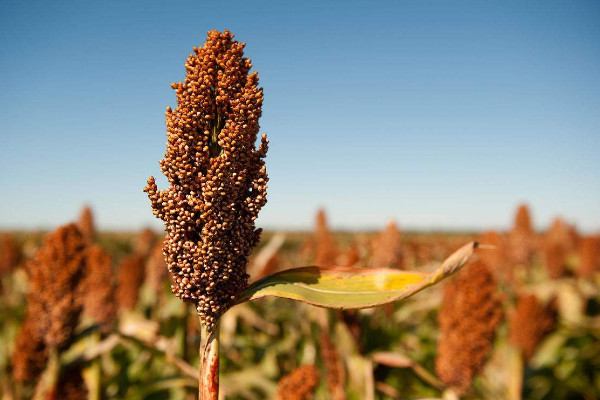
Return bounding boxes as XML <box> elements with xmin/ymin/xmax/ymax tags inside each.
<box><xmin>513</xmin><ymin>204</ymin><xmax>533</xmax><ymax>234</ymax></box>
<box><xmin>27</xmin><ymin>224</ymin><xmax>87</xmax><ymax>349</ymax></box>
<box><xmin>134</xmin><ymin>228</ymin><xmax>157</xmax><ymax>257</ymax></box>
<box><xmin>509</xmin><ymin>203</ymin><xmax>536</xmax><ymax>266</ymax></box>
<box><xmin>76</xmin><ymin>205</ymin><xmax>96</xmax><ymax>242</ymax></box>
<box><xmin>508</xmin><ymin>293</ymin><xmax>556</xmax><ymax>361</ymax></box>
<box><xmin>276</xmin><ymin>365</ymin><xmax>320</xmax><ymax>400</ymax></box>
<box><xmin>0</xmin><ymin>233</ymin><xmax>21</xmax><ymax>276</ymax></box>
<box><xmin>370</xmin><ymin>220</ymin><xmax>403</xmax><ymax>269</ymax></box>
<box><xmin>144</xmin><ymin>30</ymin><xmax>268</xmax><ymax>328</ymax></box>
<box><xmin>116</xmin><ymin>253</ymin><xmax>145</xmax><ymax>311</ymax></box>
<box><xmin>435</xmin><ymin>260</ymin><xmax>503</xmax><ymax>395</ymax></box>
<box><xmin>578</xmin><ymin>235</ymin><xmax>600</xmax><ymax>277</ymax></box>
<box><xmin>314</xmin><ymin>209</ymin><xmax>337</xmax><ymax>267</ymax></box>
<box><xmin>145</xmin><ymin>239</ymin><xmax>168</xmax><ymax>292</ymax></box>
<box><xmin>80</xmin><ymin>244</ymin><xmax>116</xmax><ymax>330</ymax></box>
<box><xmin>12</xmin><ymin>313</ymin><xmax>48</xmax><ymax>383</ymax></box>
<box><xmin>320</xmin><ymin>330</ymin><xmax>346</xmax><ymax>400</ymax></box>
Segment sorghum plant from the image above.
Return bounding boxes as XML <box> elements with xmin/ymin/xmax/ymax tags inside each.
<box><xmin>507</xmin><ymin>293</ymin><xmax>557</xmax><ymax>400</ymax></box>
<box><xmin>18</xmin><ymin>224</ymin><xmax>88</xmax><ymax>397</ymax></box>
<box><xmin>145</xmin><ymin>29</ymin><xmax>268</xmax><ymax>397</ymax></box>
<box><xmin>145</xmin><ymin>29</ymin><xmax>481</xmax><ymax>399</ymax></box>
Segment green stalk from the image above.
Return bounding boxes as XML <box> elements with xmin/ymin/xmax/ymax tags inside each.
<box><xmin>199</xmin><ymin>322</ymin><xmax>220</xmax><ymax>400</ymax></box>
<box><xmin>508</xmin><ymin>347</ymin><xmax>524</xmax><ymax>400</ymax></box>
<box><xmin>87</xmin><ymin>331</ymin><xmax>102</xmax><ymax>400</ymax></box>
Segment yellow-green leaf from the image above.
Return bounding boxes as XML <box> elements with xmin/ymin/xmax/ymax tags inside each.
<box><xmin>236</xmin><ymin>241</ymin><xmax>479</xmax><ymax>309</ymax></box>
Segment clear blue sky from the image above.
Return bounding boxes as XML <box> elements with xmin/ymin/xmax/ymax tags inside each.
<box><xmin>1</xmin><ymin>0</ymin><xmax>599</xmax><ymax>232</ymax></box>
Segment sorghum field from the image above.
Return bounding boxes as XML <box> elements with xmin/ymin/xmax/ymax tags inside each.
<box><xmin>2</xmin><ymin>4</ymin><xmax>600</xmax><ymax>398</ymax></box>
<box><xmin>1</xmin><ymin>204</ymin><xmax>599</xmax><ymax>399</ymax></box>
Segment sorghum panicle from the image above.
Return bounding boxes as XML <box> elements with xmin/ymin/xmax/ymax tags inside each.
<box><xmin>276</xmin><ymin>365</ymin><xmax>320</xmax><ymax>400</ymax></box>
<box><xmin>508</xmin><ymin>204</ymin><xmax>536</xmax><ymax>266</ymax></box>
<box><xmin>27</xmin><ymin>224</ymin><xmax>86</xmax><ymax>349</ymax></box>
<box><xmin>578</xmin><ymin>235</ymin><xmax>600</xmax><ymax>277</ymax></box>
<box><xmin>145</xmin><ymin>240</ymin><xmax>168</xmax><ymax>292</ymax></box>
<box><xmin>508</xmin><ymin>293</ymin><xmax>556</xmax><ymax>361</ymax></box>
<box><xmin>542</xmin><ymin>218</ymin><xmax>578</xmax><ymax>279</ymax></box>
<box><xmin>76</xmin><ymin>205</ymin><xmax>96</xmax><ymax>242</ymax></box>
<box><xmin>314</xmin><ymin>209</ymin><xmax>337</xmax><ymax>267</ymax></box>
<box><xmin>0</xmin><ymin>233</ymin><xmax>21</xmax><ymax>275</ymax></box>
<box><xmin>543</xmin><ymin>242</ymin><xmax>568</xmax><ymax>279</ymax></box>
<box><xmin>339</xmin><ymin>243</ymin><xmax>360</xmax><ymax>267</ymax></box>
<box><xmin>320</xmin><ymin>330</ymin><xmax>346</xmax><ymax>400</ymax></box>
<box><xmin>477</xmin><ymin>230</ymin><xmax>508</xmax><ymax>281</ymax></box>
<box><xmin>12</xmin><ymin>313</ymin><xmax>48</xmax><ymax>383</ymax></box>
<box><xmin>134</xmin><ymin>228</ymin><xmax>157</xmax><ymax>257</ymax></box>
<box><xmin>370</xmin><ymin>220</ymin><xmax>403</xmax><ymax>269</ymax></box>
<box><xmin>546</xmin><ymin>218</ymin><xmax>579</xmax><ymax>254</ymax></box>
<box><xmin>116</xmin><ymin>253</ymin><xmax>145</xmax><ymax>311</ymax></box>
<box><xmin>80</xmin><ymin>244</ymin><xmax>116</xmax><ymax>330</ymax></box>
<box><xmin>144</xmin><ymin>30</ymin><xmax>268</xmax><ymax>328</ymax></box>
<box><xmin>435</xmin><ymin>260</ymin><xmax>503</xmax><ymax>395</ymax></box>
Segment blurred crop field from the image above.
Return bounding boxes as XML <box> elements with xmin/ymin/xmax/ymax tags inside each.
<box><xmin>0</xmin><ymin>205</ymin><xmax>599</xmax><ymax>400</ymax></box>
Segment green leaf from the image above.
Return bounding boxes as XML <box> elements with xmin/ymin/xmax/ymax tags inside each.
<box><xmin>236</xmin><ymin>241</ymin><xmax>479</xmax><ymax>309</ymax></box>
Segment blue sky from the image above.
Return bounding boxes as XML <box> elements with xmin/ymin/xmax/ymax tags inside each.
<box><xmin>1</xmin><ymin>0</ymin><xmax>599</xmax><ymax>232</ymax></box>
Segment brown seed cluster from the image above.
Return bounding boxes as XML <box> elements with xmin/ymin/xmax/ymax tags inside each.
<box><xmin>76</xmin><ymin>205</ymin><xmax>96</xmax><ymax>242</ymax></box>
<box><xmin>477</xmin><ymin>230</ymin><xmax>509</xmax><ymax>282</ymax></box>
<box><xmin>508</xmin><ymin>204</ymin><xmax>536</xmax><ymax>266</ymax></box>
<box><xmin>543</xmin><ymin>242</ymin><xmax>567</xmax><ymax>279</ymax></box>
<box><xmin>508</xmin><ymin>293</ymin><xmax>556</xmax><ymax>361</ymax></box>
<box><xmin>27</xmin><ymin>224</ymin><xmax>86</xmax><ymax>349</ymax></box>
<box><xmin>12</xmin><ymin>313</ymin><xmax>48</xmax><ymax>383</ymax></box>
<box><xmin>542</xmin><ymin>218</ymin><xmax>578</xmax><ymax>279</ymax></box>
<box><xmin>339</xmin><ymin>243</ymin><xmax>360</xmax><ymax>267</ymax></box>
<box><xmin>80</xmin><ymin>245</ymin><xmax>116</xmax><ymax>330</ymax></box>
<box><xmin>145</xmin><ymin>240</ymin><xmax>168</xmax><ymax>292</ymax></box>
<box><xmin>134</xmin><ymin>228</ymin><xmax>157</xmax><ymax>257</ymax></box>
<box><xmin>0</xmin><ymin>233</ymin><xmax>21</xmax><ymax>275</ymax></box>
<box><xmin>116</xmin><ymin>253</ymin><xmax>145</xmax><ymax>311</ymax></box>
<box><xmin>144</xmin><ymin>30</ymin><xmax>268</xmax><ymax>328</ymax></box>
<box><xmin>314</xmin><ymin>209</ymin><xmax>337</xmax><ymax>267</ymax></box>
<box><xmin>546</xmin><ymin>218</ymin><xmax>579</xmax><ymax>254</ymax></box>
<box><xmin>320</xmin><ymin>331</ymin><xmax>346</xmax><ymax>400</ymax></box>
<box><xmin>578</xmin><ymin>235</ymin><xmax>600</xmax><ymax>277</ymax></box>
<box><xmin>276</xmin><ymin>365</ymin><xmax>320</xmax><ymax>400</ymax></box>
<box><xmin>370</xmin><ymin>220</ymin><xmax>403</xmax><ymax>269</ymax></box>
<box><xmin>435</xmin><ymin>260</ymin><xmax>503</xmax><ymax>395</ymax></box>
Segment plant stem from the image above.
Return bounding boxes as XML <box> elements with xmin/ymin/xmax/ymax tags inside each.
<box><xmin>508</xmin><ymin>347</ymin><xmax>524</xmax><ymax>400</ymax></box>
<box><xmin>88</xmin><ymin>331</ymin><xmax>102</xmax><ymax>400</ymax></box>
<box><xmin>199</xmin><ymin>322</ymin><xmax>220</xmax><ymax>400</ymax></box>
